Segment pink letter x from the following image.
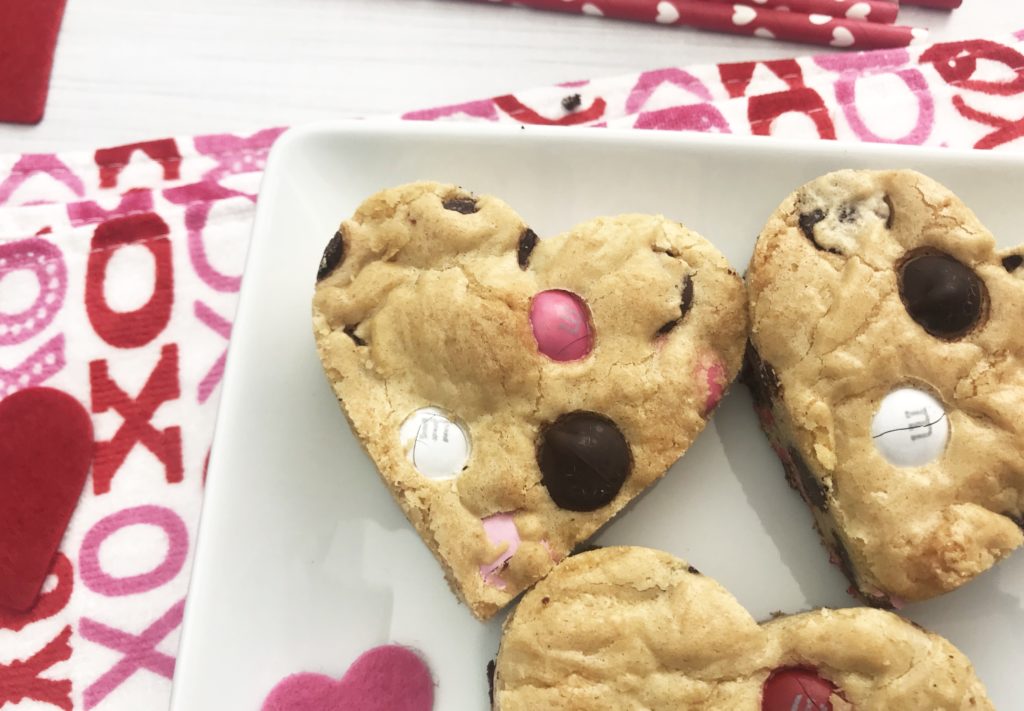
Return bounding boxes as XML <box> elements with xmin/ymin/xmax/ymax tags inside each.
<box><xmin>80</xmin><ymin>598</ymin><xmax>185</xmax><ymax>709</ymax></box>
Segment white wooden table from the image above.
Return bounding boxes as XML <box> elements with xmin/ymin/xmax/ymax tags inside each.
<box><xmin>1</xmin><ymin>0</ymin><xmax>1019</xmax><ymax>153</ymax></box>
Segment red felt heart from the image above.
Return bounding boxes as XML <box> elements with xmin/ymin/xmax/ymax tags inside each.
<box><xmin>0</xmin><ymin>387</ymin><xmax>92</xmax><ymax>611</ymax></box>
<box><xmin>0</xmin><ymin>0</ymin><xmax>69</xmax><ymax>124</ymax></box>
<box><xmin>261</xmin><ymin>646</ymin><xmax>434</xmax><ymax>711</ymax></box>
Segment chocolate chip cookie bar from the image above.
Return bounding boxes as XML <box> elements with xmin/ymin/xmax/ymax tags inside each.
<box><xmin>312</xmin><ymin>182</ymin><xmax>748</xmax><ymax>620</ymax></box>
<box><xmin>493</xmin><ymin>546</ymin><xmax>993</xmax><ymax>710</ymax></box>
<box><xmin>746</xmin><ymin>169</ymin><xmax>1024</xmax><ymax>607</ymax></box>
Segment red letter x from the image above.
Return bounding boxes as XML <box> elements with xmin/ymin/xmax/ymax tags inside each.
<box><xmin>89</xmin><ymin>344</ymin><xmax>183</xmax><ymax>494</ymax></box>
<box><xmin>0</xmin><ymin>626</ymin><xmax>73</xmax><ymax>710</ymax></box>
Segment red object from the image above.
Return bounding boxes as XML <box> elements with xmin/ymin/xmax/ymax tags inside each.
<box><xmin>903</xmin><ymin>0</ymin><xmax>962</xmax><ymax>7</ymax></box>
<box><xmin>762</xmin><ymin>667</ymin><xmax>841</xmax><ymax>711</ymax></box>
<box><xmin>701</xmin><ymin>0</ymin><xmax>898</xmax><ymax>24</ymax></box>
<box><xmin>0</xmin><ymin>0</ymin><xmax>69</xmax><ymax>124</ymax></box>
<box><xmin>0</xmin><ymin>388</ymin><xmax>93</xmax><ymax>612</ymax></box>
<box><xmin>481</xmin><ymin>0</ymin><xmax>927</xmax><ymax>49</ymax></box>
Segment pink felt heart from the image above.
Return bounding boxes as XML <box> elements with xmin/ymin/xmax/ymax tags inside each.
<box><xmin>261</xmin><ymin>645</ymin><xmax>434</xmax><ymax>711</ymax></box>
<box><xmin>0</xmin><ymin>387</ymin><xmax>92</xmax><ymax>611</ymax></box>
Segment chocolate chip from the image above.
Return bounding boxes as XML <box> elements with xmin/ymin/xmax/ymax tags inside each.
<box><xmin>680</xmin><ymin>273</ymin><xmax>694</xmax><ymax>317</ymax></box>
<box><xmin>541</xmin><ymin>596</ymin><xmax>550</xmax><ymax>605</ymax></box>
<box><xmin>343</xmin><ymin>325</ymin><xmax>366</xmax><ymax>346</ymax></box>
<box><xmin>741</xmin><ymin>345</ymin><xmax>782</xmax><ymax>408</ymax></box>
<box><xmin>1003</xmin><ymin>254</ymin><xmax>1023</xmax><ymax>273</ymax></box>
<box><xmin>517</xmin><ymin>228</ymin><xmax>538</xmax><ymax>270</ymax></box>
<box><xmin>442</xmin><ymin>197</ymin><xmax>478</xmax><ymax>214</ymax></box>
<box><xmin>832</xmin><ymin>532</ymin><xmax>857</xmax><ymax>585</ymax></box>
<box><xmin>538</xmin><ymin>412</ymin><xmax>632</xmax><ymax>512</ymax></box>
<box><xmin>798</xmin><ymin>209</ymin><xmax>841</xmax><ymax>255</ymax></box>
<box><xmin>883</xmin><ymin>194</ymin><xmax>895</xmax><ymax>229</ymax></box>
<box><xmin>686</xmin><ymin>565</ymin><xmax>701</xmax><ymax>575</ymax></box>
<box><xmin>486</xmin><ymin>659</ymin><xmax>496</xmax><ymax>706</ymax></box>
<box><xmin>561</xmin><ymin>93</ymin><xmax>582</xmax><ymax>112</ymax></box>
<box><xmin>317</xmin><ymin>230</ymin><xmax>345</xmax><ymax>281</ymax></box>
<box><xmin>789</xmin><ymin>447</ymin><xmax>828</xmax><ymax>511</ymax></box>
<box><xmin>656</xmin><ymin>274</ymin><xmax>695</xmax><ymax>335</ymax></box>
<box><xmin>898</xmin><ymin>250</ymin><xmax>988</xmax><ymax>339</ymax></box>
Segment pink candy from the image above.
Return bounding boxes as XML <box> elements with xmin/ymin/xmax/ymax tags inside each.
<box><xmin>699</xmin><ymin>354</ymin><xmax>727</xmax><ymax>415</ymax></box>
<box><xmin>529</xmin><ymin>290</ymin><xmax>592</xmax><ymax>361</ymax></box>
<box><xmin>479</xmin><ymin>512</ymin><xmax>521</xmax><ymax>589</ymax></box>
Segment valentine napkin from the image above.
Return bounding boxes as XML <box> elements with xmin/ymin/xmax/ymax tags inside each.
<box><xmin>1</xmin><ymin>32</ymin><xmax>1023</xmax><ymax>710</ymax></box>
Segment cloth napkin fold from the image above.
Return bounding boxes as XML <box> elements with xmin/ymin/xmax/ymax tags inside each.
<box><xmin>1</xmin><ymin>32</ymin><xmax>1023</xmax><ymax>711</ymax></box>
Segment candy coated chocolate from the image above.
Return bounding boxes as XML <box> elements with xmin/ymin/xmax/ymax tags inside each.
<box><xmin>789</xmin><ymin>447</ymin><xmax>829</xmax><ymax>511</ymax></box>
<box><xmin>798</xmin><ymin>209</ymin><xmax>837</xmax><ymax>254</ymax></box>
<box><xmin>529</xmin><ymin>290</ymin><xmax>593</xmax><ymax>361</ymax></box>
<box><xmin>317</xmin><ymin>230</ymin><xmax>345</xmax><ymax>281</ymax></box>
<box><xmin>898</xmin><ymin>251</ymin><xmax>986</xmax><ymax>339</ymax></box>
<box><xmin>538</xmin><ymin>411</ymin><xmax>631</xmax><ymax>511</ymax></box>
<box><xmin>762</xmin><ymin>668</ymin><xmax>838</xmax><ymax>711</ymax></box>
<box><xmin>399</xmin><ymin>407</ymin><xmax>470</xmax><ymax>479</ymax></box>
<box><xmin>870</xmin><ymin>388</ymin><xmax>949</xmax><ymax>468</ymax></box>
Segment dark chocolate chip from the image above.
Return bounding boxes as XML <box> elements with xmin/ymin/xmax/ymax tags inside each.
<box><xmin>789</xmin><ymin>447</ymin><xmax>828</xmax><ymax>511</ymax></box>
<box><xmin>487</xmin><ymin>659</ymin><xmax>496</xmax><ymax>706</ymax></box>
<box><xmin>538</xmin><ymin>411</ymin><xmax>632</xmax><ymax>512</ymax></box>
<box><xmin>838</xmin><ymin>205</ymin><xmax>856</xmax><ymax>223</ymax></box>
<box><xmin>741</xmin><ymin>345</ymin><xmax>782</xmax><ymax>408</ymax></box>
<box><xmin>680</xmin><ymin>273</ymin><xmax>694</xmax><ymax>317</ymax></box>
<box><xmin>1003</xmin><ymin>254</ymin><xmax>1023</xmax><ymax>273</ymax></box>
<box><xmin>561</xmin><ymin>93</ymin><xmax>582</xmax><ymax>112</ymax></box>
<box><xmin>317</xmin><ymin>231</ymin><xmax>345</xmax><ymax>281</ymax></box>
<box><xmin>798</xmin><ymin>209</ymin><xmax>841</xmax><ymax>255</ymax></box>
<box><xmin>832</xmin><ymin>532</ymin><xmax>857</xmax><ymax>585</ymax></box>
<box><xmin>883</xmin><ymin>194</ymin><xmax>895</xmax><ymax>229</ymax></box>
<box><xmin>898</xmin><ymin>250</ymin><xmax>988</xmax><ymax>339</ymax></box>
<box><xmin>686</xmin><ymin>565</ymin><xmax>701</xmax><ymax>575</ymax></box>
<box><xmin>343</xmin><ymin>325</ymin><xmax>366</xmax><ymax>346</ymax></box>
<box><xmin>442</xmin><ymin>197</ymin><xmax>479</xmax><ymax>214</ymax></box>
<box><xmin>517</xmin><ymin>228</ymin><xmax>538</xmax><ymax>270</ymax></box>
<box><xmin>656</xmin><ymin>274</ymin><xmax>695</xmax><ymax>335</ymax></box>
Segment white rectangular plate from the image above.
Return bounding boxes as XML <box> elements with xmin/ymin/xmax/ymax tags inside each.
<box><xmin>171</xmin><ymin>123</ymin><xmax>1024</xmax><ymax>710</ymax></box>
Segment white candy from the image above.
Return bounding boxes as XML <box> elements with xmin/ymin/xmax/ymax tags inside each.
<box><xmin>399</xmin><ymin>407</ymin><xmax>470</xmax><ymax>479</ymax></box>
<box><xmin>870</xmin><ymin>388</ymin><xmax>949</xmax><ymax>468</ymax></box>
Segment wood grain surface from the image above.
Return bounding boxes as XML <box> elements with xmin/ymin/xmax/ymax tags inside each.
<box><xmin>0</xmin><ymin>0</ymin><xmax>1018</xmax><ymax>153</ymax></box>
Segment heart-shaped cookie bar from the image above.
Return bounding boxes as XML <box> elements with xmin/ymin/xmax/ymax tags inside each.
<box><xmin>745</xmin><ymin>170</ymin><xmax>1024</xmax><ymax>606</ymax></box>
<box><xmin>493</xmin><ymin>547</ymin><xmax>993</xmax><ymax>710</ymax></box>
<box><xmin>312</xmin><ymin>183</ymin><xmax>747</xmax><ymax>619</ymax></box>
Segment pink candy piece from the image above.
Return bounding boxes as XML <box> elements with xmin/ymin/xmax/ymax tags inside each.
<box><xmin>261</xmin><ymin>645</ymin><xmax>434</xmax><ymax>711</ymax></box>
<box><xmin>529</xmin><ymin>290</ymin><xmax>593</xmax><ymax>362</ymax></box>
<box><xmin>699</xmin><ymin>355</ymin><xmax>727</xmax><ymax>415</ymax></box>
<box><xmin>479</xmin><ymin>513</ymin><xmax>521</xmax><ymax>590</ymax></box>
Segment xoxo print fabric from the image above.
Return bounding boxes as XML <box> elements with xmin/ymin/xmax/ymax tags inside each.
<box><xmin>1</xmin><ymin>34</ymin><xmax>1023</xmax><ymax>711</ymax></box>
